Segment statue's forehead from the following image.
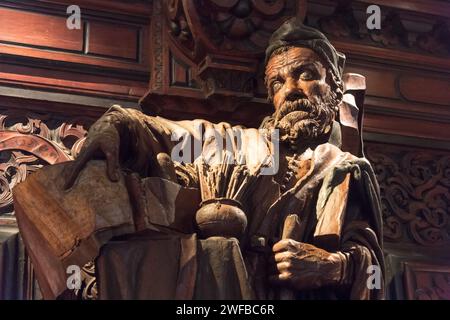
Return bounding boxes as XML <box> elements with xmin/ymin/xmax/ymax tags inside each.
<box><xmin>265</xmin><ymin>47</ymin><xmax>323</xmax><ymax>77</ymax></box>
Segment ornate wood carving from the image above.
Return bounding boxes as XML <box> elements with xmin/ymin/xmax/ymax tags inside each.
<box><xmin>404</xmin><ymin>262</ymin><xmax>450</xmax><ymax>300</ymax></box>
<box><xmin>167</xmin><ymin>0</ymin><xmax>307</xmax><ymax>59</ymax></box>
<box><xmin>366</xmin><ymin>143</ymin><xmax>450</xmax><ymax>246</ymax></box>
<box><xmin>0</xmin><ymin>109</ymin><xmax>89</xmax><ymax>217</ymax></box>
<box><xmin>417</xmin><ymin>21</ymin><xmax>450</xmax><ymax>55</ymax></box>
<box><xmin>369</xmin><ymin>11</ymin><xmax>408</xmax><ymax>48</ymax></box>
<box><xmin>318</xmin><ymin>1</ymin><xmax>361</xmax><ymax>39</ymax></box>
<box><xmin>310</xmin><ymin>1</ymin><xmax>450</xmax><ymax>57</ymax></box>
<box><xmin>150</xmin><ymin>0</ymin><xmax>165</xmax><ymax>92</ymax></box>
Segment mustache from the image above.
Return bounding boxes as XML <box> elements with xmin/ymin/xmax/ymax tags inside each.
<box><xmin>260</xmin><ymin>88</ymin><xmax>339</xmax><ymax>148</ymax></box>
<box><xmin>276</xmin><ymin>98</ymin><xmax>314</xmax><ymax>121</ymax></box>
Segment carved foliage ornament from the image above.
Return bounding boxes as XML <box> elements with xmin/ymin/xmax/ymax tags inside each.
<box><xmin>0</xmin><ymin>110</ymin><xmax>89</xmax><ymax>216</ymax></box>
<box><xmin>366</xmin><ymin>144</ymin><xmax>450</xmax><ymax>246</ymax></box>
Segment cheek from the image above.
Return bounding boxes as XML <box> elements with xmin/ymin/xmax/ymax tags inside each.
<box><xmin>305</xmin><ymin>81</ymin><xmax>329</xmax><ymax>100</ymax></box>
<box><xmin>273</xmin><ymin>93</ymin><xmax>283</xmax><ymax>110</ymax></box>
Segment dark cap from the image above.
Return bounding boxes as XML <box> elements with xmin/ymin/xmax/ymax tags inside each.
<box><xmin>265</xmin><ymin>17</ymin><xmax>346</xmax><ymax>80</ymax></box>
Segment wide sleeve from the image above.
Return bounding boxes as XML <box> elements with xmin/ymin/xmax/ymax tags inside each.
<box><xmin>314</xmin><ymin>158</ymin><xmax>385</xmax><ymax>299</ymax></box>
<box><xmin>336</xmin><ymin>160</ymin><xmax>385</xmax><ymax>300</ymax></box>
<box><xmin>82</xmin><ymin>105</ymin><xmax>208</xmax><ymax>189</ymax></box>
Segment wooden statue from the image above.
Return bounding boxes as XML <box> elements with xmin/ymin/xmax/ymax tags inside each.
<box><xmin>13</xmin><ymin>18</ymin><xmax>384</xmax><ymax>300</ymax></box>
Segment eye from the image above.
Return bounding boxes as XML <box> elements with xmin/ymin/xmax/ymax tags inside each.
<box><xmin>271</xmin><ymin>80</ymin><xmax>283</xmax><ymax>93</ymax></box>
<box><xmin>300</xmin><ymin>70</ymin><xmax>316</xmax><ymax>81</ymax></box>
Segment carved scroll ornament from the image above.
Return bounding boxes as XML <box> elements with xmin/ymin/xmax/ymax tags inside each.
<box><xmin>366</xmin><ymin>144</ymin><xmax>450</xmax><ymax>247</ymax></box>
<box><xmin>0</xmin><ymin>110</ymin><xmax>88</xmax><ymax>216</ymax></box>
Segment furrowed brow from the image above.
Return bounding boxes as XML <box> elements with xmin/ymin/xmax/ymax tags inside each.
<box><xmin>265</xmin><ymin>59</ymin><xmax>321</xmax><ymax>84</ymax></box>
<box><xmin>287</xmin><ymin>61</ymin><xmax>318</xmax><ymax>74</ymax></box>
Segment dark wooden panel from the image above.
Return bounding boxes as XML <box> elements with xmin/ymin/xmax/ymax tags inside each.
<box><xmin>0</xmin><ymin>7</ymin><xmax>83</xmax><ymax>52</ymax></box>
<box><xmin>0</xmin><ymin>44</ymin><xmax>148</xmax><ymax>72</ymax></box>
<box><xmin>88</xmin><ymin>22</ymin><xmax>139</xmax><ymax>60</ymax></box>
<box><xmin>346</xmin><ymin>66</ymin><xmax>399</xmax><ymax>99</ymax></box>
<box><xmin>0</xmin><ymin>1</ymin><xmax>150</xmax><ymax>101</ymax></box>
<box><xmin>0</xmin><ymin>1</ymin><xmax>150</xmax><ymax>74</ymax></box>
<box><xmin>364</xmin><ymin>112</ymin><xmax>450</xmax><ymax>141</ymax></box>
<box><xmin>399</xmin><ymin>76</ymin><xmax>450</xmax><ymax>106</ymax></box>
<box><xmin>0</xmin><ymin>63</ymin><xmax>148</xmax><ymax>100</ymax></box>
<box><xmin>170</xmin><ymin>52</ymin><xmax>195</xmax><ymax>88</ymax></box>
<box><xmin>366</xmin><ymin>142</ymin><xmax>450</xmax><ymax>246</ymax></box>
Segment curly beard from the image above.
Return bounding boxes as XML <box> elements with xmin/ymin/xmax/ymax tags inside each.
<box><xmin>261</xmin><ymin>89</ymin><xmax>339</xmax><ymax>149</ymax></box>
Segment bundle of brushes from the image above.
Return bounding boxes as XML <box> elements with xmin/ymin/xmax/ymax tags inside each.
<box><xmin>194</xmin><ymin>151</ymin><xmax>262</xmax><ymax>239</ymax></box>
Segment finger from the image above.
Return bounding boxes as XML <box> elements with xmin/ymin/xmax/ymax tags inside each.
<box><xmin>63</xmin><ymin>143</ymin><xmax>98</xmax><ymax>190</ymax></box>
<box><xmin>273</xmin><ymin>239</ymin><xmax>298</xmax><ymax>253</ymax></box>
<box><xmin>274</xmin><ymin>251</ymin><xmax>294</xmax><ymax>263</ymax></box>
<box><xmin>102</xmin><ymin>145</ymin><xmax>120</xmax><ymax>182</ymax></box>
<box><xmin>156</xmin><ymin>152</ymin><xmax>177</xmax><ymax>182</ymax></box>
<box><xmin>282</xmin><ymin>214</ymin><xmax>301</xmax><ymax>240</ymax></box>
<box><xmin>276</xmin><ymin>261</ymin><xmax>291</xmax><ymax>273</ymax></box>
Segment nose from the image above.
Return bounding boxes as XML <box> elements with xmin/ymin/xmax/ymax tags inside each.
<box><xmin>284</xmin><ymin>77</ymin><xmax>305</xmax><ymax>101</ymax></box>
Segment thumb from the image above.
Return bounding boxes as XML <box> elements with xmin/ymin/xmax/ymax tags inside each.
<box><xmin>155</xmin><ymin>152</ymin><xmax>177</xmax><ymax>182</ymax></box>
<box><xmin>282</xmin><ymin>214</ymin><xmax>301</xmax><ymax>240</ymax></box>
<box><xmin>103</xmin><ymin>145</ymin><xmax>120</xmax><ymax>182</ymax></box>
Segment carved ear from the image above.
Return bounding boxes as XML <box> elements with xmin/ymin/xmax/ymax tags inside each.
<box><xmin>339</xmin><ymin>73</ymin><xmax>366</xmax><ymax>157</ymax></box>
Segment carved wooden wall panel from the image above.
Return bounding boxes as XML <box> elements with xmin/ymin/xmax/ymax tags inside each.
<box><xmin>366</xmin><ymin>142</ymin><xmax>450</xmax><ymax>300</ymax></box>
<box><xmin>366</xmin><ymin>143</ymin><xmax>450</xmax><ymax>247</ymax></box>
<box><xmin>404</xmin><ymin>262</ymin><xmax>450</xmax><ymax>300</ymax></box>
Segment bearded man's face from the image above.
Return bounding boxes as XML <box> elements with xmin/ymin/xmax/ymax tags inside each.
<box><xmin>264</xmin><ymin>47</ymin><xmax>339</xmax><ymax>148</ymax></box>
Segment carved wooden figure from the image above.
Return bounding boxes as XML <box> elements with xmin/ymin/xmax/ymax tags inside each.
<box><xmin>13</xmin><ymin>18</ymin><xmax>384</xmax><ymax>300</ymax></box>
